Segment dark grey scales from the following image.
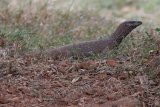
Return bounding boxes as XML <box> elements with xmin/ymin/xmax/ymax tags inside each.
<box><xmin>32</xmin><ymin>21</ymin><xmax>142</xmax><ymax>58</ymax></box>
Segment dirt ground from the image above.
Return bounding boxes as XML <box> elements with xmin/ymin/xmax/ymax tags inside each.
<box><xmin>0</xmin><ymin>48</ymin><xmax>159</xmax><ymax>107</ymax></box>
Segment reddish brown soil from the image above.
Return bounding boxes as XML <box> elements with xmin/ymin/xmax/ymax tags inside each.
<box><xmin>0</xmin><ymin>51</ymin><xmax>159</xmax><ymax>107</ymax></box>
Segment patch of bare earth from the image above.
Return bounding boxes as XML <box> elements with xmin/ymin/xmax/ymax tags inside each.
<box><xmin>0</xmin><ymin>49</ymin><xmax>159</xmax><ymax>107</ymax></box>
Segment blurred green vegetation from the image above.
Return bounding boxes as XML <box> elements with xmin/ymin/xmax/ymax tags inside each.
<box><xmin>69</xmin><ymin>0</ymin><xmax>160</xmax><ymax>12</ymax></box>
<box><xmin>0</xmin><ymin>0</ymin><xmax>159</xmax><ymax>58</ymax></box>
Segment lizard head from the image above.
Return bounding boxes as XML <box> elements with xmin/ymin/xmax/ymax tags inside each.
<box><xmin>120</xmin><ymin>21</ymin><xmax>142</xmax><ymax>30</ymax></box>
<box><xmin>113</xmin><ymin>20</ymin><xmax>142</xmax><ymax>37</ymax></box>
<box><xmin>110</xmin><ymin>20</ymin><xmax>142</xmax><ymax>46</ymax></box>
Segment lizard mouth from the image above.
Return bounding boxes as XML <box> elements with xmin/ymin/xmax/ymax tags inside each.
<box><xmin>126</xmin><ymin>21</ymin><xmax>142</xmax><ymax>27</ymax></box>
<box><xmin>133</xmin><ymin>21</ymin><xmax>142</xmax><ymax>26</ymax></box>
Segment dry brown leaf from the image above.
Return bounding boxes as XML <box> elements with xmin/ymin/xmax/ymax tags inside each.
<box><xmin>51</xmin><ymin>81</ymin><xmax>63</xmax><ymax>88</ymax></box>
<box><xmin>95</xmin><ymin>72</ymin><xmax>108</xmax><ymax>80</ymax></box>
<box><xmin>118</xmin><ymin>72</ymin><xmax>128</xmax><ymax>80</ymax></box>
<box><xmin>78</xmin><ymin>60</ymin><xmax>96</xmax><ymax>70</ymax></box>
<box><xmin>106</xmin><ymin>59</ymin><xmax>117</xmax><ymax>67</ymax></box>
<box><xmin>0</xmin><ymin>97</ymin><xmax>9</xmax><ymax>104</ymax></box>
<box><xmin>84</xmin><ymin>88</ymin><xmax>95</xmax><ymax>95</ymax></box>
<box><xmin>8</xmin><ymin>97</ymin><xmax>20</xmax><ymax>103</ymax></box>
<box><xmin>106</xmin><ymin>94</ymin><xmax>117</xmax><ymax>101</ymax></box>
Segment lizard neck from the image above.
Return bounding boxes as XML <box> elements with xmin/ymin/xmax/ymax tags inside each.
<box><xmin>107</xmin><ymin>25</ymin><xmax>133</xmax><ymax>47</ymax></box>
